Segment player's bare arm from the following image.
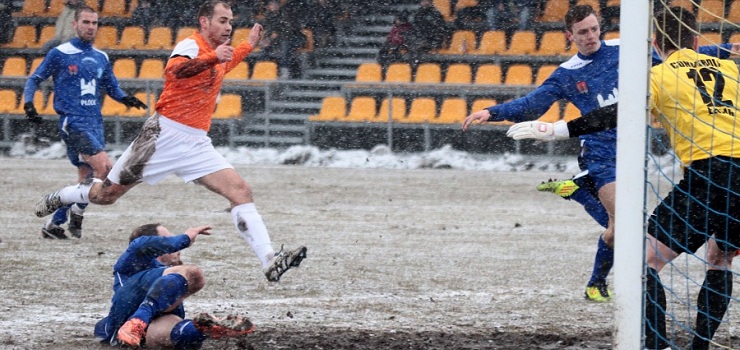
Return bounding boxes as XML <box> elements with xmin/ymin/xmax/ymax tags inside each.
<box><xmin>184</xmin><ymin>225</ymin><xmax>212</xmax><ymax>246</ymax></box>
<box><xmin>246</xmin><ymin>23</ymin><xmax>263</xmax><ymax>48</ymax></box>
<box><xmin>462</xmin><ymin>109</ymin><xmax>492</xmax><ymax>132</ymax></box>
<box><xmin>168</xmin><ymin>55</ymin><xmax>221</xmax><ymax>79</ymax></box>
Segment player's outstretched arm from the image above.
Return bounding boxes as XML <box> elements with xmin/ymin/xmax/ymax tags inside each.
<box><xmin>184</xmin><ymin>225</ymin><xmax>212</xmax><ymax>246</ymax></box>
<box><xmin>506</xmin><ymin>104</ymin><xmax>619</xmax><ymax>141</ymax></box>
<box><xmin>462</xmin><ymin>110</ymin><xmax>492</xmax><ymax>132</ymax></box>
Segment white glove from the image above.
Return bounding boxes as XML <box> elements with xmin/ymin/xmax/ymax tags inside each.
<box><xmin>506</xmin><ymin>120</ymin><xmax>570</xmax><ymax>141</ymax></box>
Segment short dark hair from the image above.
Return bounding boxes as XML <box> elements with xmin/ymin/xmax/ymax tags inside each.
<box><xmin>654</xmin><ymin>6</ymin><xmax>697</xmax><ymax>53</ymax></box>
<box><xmin>74</xmin><ymin>6</ymin><xmax>97</xmax><ymax>21</ymax></box>
<box><xmin>565</xmin><ymin>5</ymin><xmax>598</xmax><ymax>32</ymax></box>
<box><xmin>129</xmin><ymin>223</ymin><xmax>161</xmax><ymax>243</ymax></box>
<box><xmin>198</xmin><ymin>0</ymin><xmax>231</xmax><ymax>20</ymax></box>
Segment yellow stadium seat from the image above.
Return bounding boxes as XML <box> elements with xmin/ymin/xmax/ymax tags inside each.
<box><xmin>536</xmin><ymin>32</ymin><xmax>568</xmax><ymax>56</ymax></box>
<box><xmin>728</xmin><ymin>1</ymin><xmax>740</xmax><ymax>23</ymax></box>
<box><xmin>36</xmin><ymin>26</ymin><xmax>57</xmax><ymax>48</ymax></box>
<box><xmin>444</xmin><ymin>63</ymin><xmax>472</xmax><ymax>84</ymax></box>
<box><xmin>375</xmin><ymin>97</ymin><xmax>406</xmax><ymax>122</ymax></box>
<box><xmin>437</xmin><ymin>30</ymin><xmax>476</xmax><ymax>54</ymax></box>
<box><xmin>539</xmin><ymin>0</ymin><xmax>570</xmax><ymax>22</ymax></box>
<box><xmin>538</xmin><ymin>103</ymin><xmax>562</xmax><ymax>123</ymax></box>
<box><xmin>112</xmin><ymin>59</ymin><xmax>137</xmax><ymax>79</ymax></box>
<box><xmin>471</xmin><ymin>30</ymin><xmax>506</xmax><ymax>55</ymax></box>
<box><xmin>2</xmin><ymin>57</ymin><xmax>27</xmax><ymax>77</ymax></box>
<box><xmin>385</xmin><ymin>63</ymin><xmax>412</xmax><ymax>83</ymax></box>
<box><xmin>0</xmin><ymin>90</ymin><xmax>22</xmax><ymax>114</ymax></box>
<box><xmin>29</xmin><ymin>58</ymin><xmax>44</xmax><ymax>75</ymax></box>
<box><xmin>344</xmin><ymin>97</ymin><xmax>377</xmax><ymax>122</ymax></box>
<box><xmin>697</xmin><ymin>0</ymin><xmax>725</xmax><ymax>23</ymax></box>
<box><xmin>213</xmin><ymin>94</ymin><xmax>242</xmax><ymax>119</ymax></box>
<box><xmin>563</xmin><ymin>103</ymin><xmax>581</xmax><ymax>122</ymax></box>
<box><xmin>46</xmin><ymin>0</ymin><xmax>69</xmax><ymax>16</ymax></box>
<box><xmin>224</xmin><ymin>62</ymin><xmax>249</xmax><ymax>80</ymax></box>
<box><xmin>697</xmin><ymin>32</ymin><xmax>722</xmax><ymax>47</ymax></box>
<box><xmin>14</xmin><ymin>0</ymin><xmax>44</xmax><ymax>16</ymax></box>
<box><xmin>433</xmin><ymin>0</ymin><xmax>453</xmax><ymax>22</ymax></box>
<box><xmin>470</xmin><ymin>99</ymin><xmax>496</xmax><ymax>113</ymax></box>
<box><xmin>112</xmin><ymin>27</ymin><xmax>145</xmax><ymax>50</ymax></box>
<box><xmin>175</xmin><ymin>27</ymin><xmax>197</xmax><ymax>44</ymax></box>
<box><xmin>475</xmin><ymin>64</ymin><xmax>502</xmax><ymax>85</ymax></box>
<box><xmin>138</xmin><ymin>59</ymin><xmax>164</xmax><ymax>79</ymax></box>
<box><xmin>3</xmin><ymin>26</ymin><xmax>37</xmax><ymax>49</ymax></box>
<box><xmin>121</xmin><ymin>92</ymin><xmax>154</xmax><ymax>117</ymax></box>
<box><xmin>101</xmin><ymin>95</ymin><xmax>127</xmax><ymax>116</ymax></box>
<box><xmin>455</xmin><ymin>0</ymin><xmax>478</xmax><ymax>10</ymax></box>
<box><xmin>535</xmin><ymin>64</ymin><xmax>558</xmax><ymax>85</ymax></box>
<box><xmin>670</xmin><ymin>0</ymin><xmax>697</xmax><ymax>12</ymax></box>
<box><xmin>576</xmin><ymin>0</ymin><xmax>600</xmax><ymax>13</ymax></box>
<box><xmin>100</xmin><ymin>0</ymin><xmax>128</xmax><ymax>17</ymax></box>
<box><xmin>501</xmin><ymin>31</ymin><xmax>536</xmax><ymax>56</ymax></box>
<box><xmin>434</xmin><ymin>98</ymin><xmax>467</xmax><ymax>124</ymax></box>
<box><xmin>414</xmin><ymin>63</ymin><xmax>441</xmax><ymax>84</ymax></box>
<box><xmin>232</xmin><ymin>28</ymin><xmax>251</xmax><ymax>45</ymax></box>
<box><xmin>37</xmin><ymin>91</ymin><xmax>56</xmax><ymax>115</ymax></box>
<box><xmin>139</xmin><ymin>27</ymin><xmax>173</xmax><ymax>50</ymax></box>
<box><xmin>309</xmin><ymin>96</ymin><xmax>347</xmax><ymax>121</ymax></box>
<box><xmin>355</xmin><ymin>62</ymin><xmax>382</xmax><ymax>82</ymax></box>
<box><xmin>504</xmin><ymin>64</ymin><xmax>533</xmax><ymax>85</ymax></box>
<box><xmin>94</xmin><ymin>26</ymin><xmax>119</xmax><ymax>49</ymax></box>
<box><xmin>404</xmin><ymin>98</ymin><xmax>436</xmax><ymax>123</ymax></box>
<box><xmin>251</xmin><ymin>61</ymin><xmax>278</xmax><ymax>80</ymax></box>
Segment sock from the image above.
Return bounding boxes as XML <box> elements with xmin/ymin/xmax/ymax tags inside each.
<box><xmin>58</xmin><ymin>179</ymin><xmax>102</xmax><ymax>204</ymax></box>
<box><xmin>71</xmin><ymin>203</ymin><xmax>87</xmax><ymax>215</ymax></box>
<box><xmin>691</xmin><ymin>269</ymin><xmax>733</xmax><ymax>350</ymax></box>
<box><xmin>170</xmin><ymin>319</ymin><xmax>206</xmax><ymax>350</ymax></box>
<box><xmin>50</xmin><ymin>204</ymin><xmax>72</xmax><ymax>226</ymax></box>
<box><xmin>569</xmin><ymin>187</ymin><xmax>609</xmax><ymax>229</ymax></box>
<box><xmin>130</xmin><ymin>274</ymin><xmax>189</xmax><ymax>325</ymax></box>
<box><xmin>587</xmin><ymin>235</ymin><xmax>614</xmax><ymax>287</ymax></box>
<box><xmin>232</xmin><ymin>203</ymin><xmax>274</xmax><ymax>268</ymax></box>
<box><xmin>645</xmin><ymin>267</ymin><xmax>670</xmax><ymax>349</ymax></box>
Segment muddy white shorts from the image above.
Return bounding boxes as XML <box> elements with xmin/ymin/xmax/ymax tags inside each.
<box><xmin>108</xmin><ymin>113</ymin><xmax>233</xmax><ymax>185</ymax></box>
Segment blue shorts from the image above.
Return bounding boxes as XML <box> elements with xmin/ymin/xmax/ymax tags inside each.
<box><xmin>580</xmin><ymin>140</ymin><xmax>617</xmax><ymax>190</ymax></box>
<box><xmin>59</xmin><ymin>115</ymin><xmax>105</xmax><ymax>168</ymax></box>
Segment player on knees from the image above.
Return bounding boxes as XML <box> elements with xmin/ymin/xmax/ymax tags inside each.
<box><xmin>95</xmin><ymin>223</ymin><xmax>254</xmax><ymax>349</ymax></box>
<box><xmin>34</xmin><ymin>0</ymin><xmax>306</xmax><ymax>282</ymax></box>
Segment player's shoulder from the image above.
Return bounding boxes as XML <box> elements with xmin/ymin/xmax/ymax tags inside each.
<box><xmin>92</xmin><ymin>47</ymin><xmax>111</xmax><ymax>62</ymax></box>
<box><xmin>171</xmin><ymin>37</ymin><xmax>200</xmax><ymax>59</ymax></box>
<box><xmin>56</xmin><ymin>41</ymin><xmax>82</xmax><ymax>55</ymax></box>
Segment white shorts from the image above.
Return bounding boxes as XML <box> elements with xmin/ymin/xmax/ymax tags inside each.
<box><xmin>108</xmin><ymin>113</ymin><xmax>233</xmax><ymax>185</ymax></box>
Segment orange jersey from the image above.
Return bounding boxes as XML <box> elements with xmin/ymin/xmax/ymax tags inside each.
<box><xmin>155</xmin><ymin>31</ymin><xmax>253</xmax><ymax>131</ymax></box>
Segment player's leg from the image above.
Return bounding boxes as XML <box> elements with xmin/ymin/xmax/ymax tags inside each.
<box><xmin>145</xmin><ymin>313</ymin><xmax>254</xmax><ymax>349</ymax></box>
<box><xmin>537</xmin><ymin>172</ymin><xmax>609</xmax><ymax>228</ymax></box>
<box><xmin>691</xmin><ymin>240</ymin><xmax>733</xmax><ymax>350</ymax></box>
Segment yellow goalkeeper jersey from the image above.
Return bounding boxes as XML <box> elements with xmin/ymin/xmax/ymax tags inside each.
<box><xmin>650</xmin><ymin>48</ymin><xmax>740</xmax><ymax>164</ymax></box>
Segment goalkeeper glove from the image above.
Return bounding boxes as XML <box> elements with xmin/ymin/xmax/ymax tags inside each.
<box><xmin>506</xmin><ymin>120</ymin><xmax>570</xmax><ymax>141</ymax></box>
<box><xmin>121</xmin><ymin>95</ymin><xmax>147</xmax><ymax>109</ymax></box>
<box><xmin>24</xmin><ymin>102</ymin><xmax>42</xmax><ymax>124</ymax></box>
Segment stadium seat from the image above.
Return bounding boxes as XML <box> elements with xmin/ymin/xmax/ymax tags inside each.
<box><xmin>697</xmin><ymin>0</ymin><xmax>725</xmax><ymax>23</ymax></box>
<box><xmin>100</xmin><ymin>0</ymin><xmax>128</xmax><ymax>17</ymax></box>
<box><xmin>471</xmin><ymin>30</ymin><xmax>506</xmax><ymax>55</ymax></box>
<box><xmin>251</xmin><ymin>61</ymin><xmax>278</xmax><ymax>80</ymax></box>
<box><xmin>138</xmin><ymin>59</ymin><xmax>164</xmax><ymax>79</ymax></box>
<box><xmin>224</xmin><ymin>62</ymin><xmax>249</xmax><ymax>80</ymax></box>
<box><xmin>14</xmin><ymin>0</ymin><xmax>44</xmax><ymax>16</ymax></box>
<box><xmin>29</xmin><ymin>58</ymin><xmax>44</xmax><ymax>75</ymax></box>
<box><xmin>376</xmin><ymin>97</ymin><xmax>406</xmax><ymax>122</ymax></box>
<box><xmin>404</xmin><ymin>98</ymin><xmax>436</xmax><ymax>123</ymax></box>
<box><xmin>470</xmin><ymin>99</ymin><xmax>496</xmax><ymax>114</ymax></box>
<box><xmin>474</xmin><ymin>64</ymin><xmax>502</xmax><ymax>85</ymax></box>
<box><xmin>536</xmin><ymin>32</ymin><xmax>568</xmax><ymax>56</ymax></box>
<box><xmin>385</xmin><ymin>63</ymin><xmax>412</xmax><ymax>83</ymax></box>
<box><xmin>433</xmin><ymin>0</ymin><xmax>453</xmax><ymax>22</ymax></box>
<box><xmin>213</xmin><ymin>94</ymin><xmax>242</xmax><ymax>119</ymax></box>
<box><xmin>501</xmin><ymin>31</ymin><xmax>536</xmax><ymax>56</ymax></box>
<box><xmin>444</xmin><ymin>63</ymin><xmax>472</xmax><ymax>84</ymax></box>
<box><xmin>670</xmin><ymin>0</ymin><xmax>697</xmax><ymax>12</ymax></box>
<box><xmin>94</xmin><ymin>26</ymin><xmax>119</xmax><ymax>49</ymax></box>
<box><xmin>46</xmin><ymin>0</ymin><xmax>69</xmax><ymax>16</ymax></box>
<box><xmin>414</xmin><ymin>63</ymin><xmax>441</xmax><ymax>84</ymax></box>
<box><xmin>112</xmin><ymin>27</ymin><xmax>145</xmax><ymax>50</ymax></box>
<box><xmin>36</xmin><ymin>26</ymin><xmax>57</xmax><ymax>48</ymax></box>
<box><xmin>2</xmin><ymin>57</ymin><xmax>27</xmax><ymax>77</ymax></box>
<box><xmin>231</xmin><ymin>28</ymin><xmax>251</xmax><ymax>45</ymax></box>
<box><xmin>437</xmin><ymin>30</ymin><xmax>476</xmax><ymax>54</ymax></box>
<box><xmin>309</xmin><ymin>96</ymin><xmax>346</xmax><ymax>121</ymax></box>
<box><xmin>433</xmin><ymin>98</ymin><xmax>467</xmax><ymax>124</ymax></box>
<box><xmin>37</xmin><ymin>91</ymin><xmax>56</xmax><ymax>115</ymax></box>
<box><xmin>3</xmin><ymin>26</ymin><xmax>37</xmax><ymax>49</ymax></box>
<box><xmin>454</xmin><ymin>0</ymin><xmax>477</xmax><ymax>10</ymax></box>
<box><xmin>563</xmin><ymin>103</ymin><xmax>581</xmax><ymax>122</ymax></box>
<box><xmin>355</xmin><ymin>62</ymin><xmax>382</xmax><ymax>82</ymax></box>
<box><xmin>538</xmin><ymin>0</ymin><xmax>570</xmax><ymax>22</ymax></box>
<box><xmin>538</xmin><ymin>103</ymin><xmax>562</xmax><ymax>123</ymax></box>
<box><xmin>534</xmin><ymin>64</ymin><xmax>558</xmax><ymax>85</ymax></box>
<box><xmin>139</xmin><ymin>27</ymin><xmax>173</xmax><ymax>50</ymax></box>
<box><xmin>0</xmin><ymin>90</ymin><xmax>22</xmax><ymax>114</ymax></box>
<box><xmin>344</xmin><ymin>96</ymin><xmax>377</xmax><ymax>122</ymax></box>
<box><xmin>697</xmin><ymin>32</ymin><xmax>722</xmax><ymax>47</ymax></box>
<box><xmin>607</xmin><ymin>0</ymin><xmax>620</xmax><ymax>5</ymax></box>
<box><xmin>504</xmin><ymin>65</ymin><xmax>534</xmax><ymax>85</ymax></box>
<box><xmin>101</xmin><ymin>95</ymin><xmax>127</xmax><ymax>116</ymax></box>
<box><xmin>175</xmin><ymin>27</ymin><xmax>197</xmax><ymax>44</ymax></box>
<box><xmin>121</xmin><ymin>92</ymin><xmax>154</xmax><ymax>117</ymax></box>
<box><xmin>728</xmin><ymin>1</ymin><xmax>740</xmax><ymax>23</ymax></box>
<box><xmin>112</xmin><ymin>58</ymin><xmax>137</xmax><ymax>79</ymax></box>
<box><xmin>576</xmin><ymin>0</ymin><xmax>600</xmax><ymax>13</ymax></box>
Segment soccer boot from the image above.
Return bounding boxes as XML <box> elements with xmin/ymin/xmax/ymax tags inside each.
<box><xmin>67</xmin><ymin>212</ymin><xmax>83</xmax><ymax>238</ymax></box>
<box><xmin>264</xmin><ymin>245</ymin><xmax>307</xmax><ymax>282</ymax></box>
<box><xmin>536</xmin><ymin>178</ymin><xmax>579</xmax><ymax>198</ymax></box>
<box><xmin>35</xmin><ymin>190</ymin><xmax>64</xmax><ymax>218</ymax></box>
<box><xmin>585</xmin><ymin>283</ymin><xmax>613</xmax><ymax>302</ymax></box>
<box><xmin>117</xmin><ymin>318</ymin><xmax>148</xmax><ymax>347</ymax></box>
<box><xmin>41</xmin><ymin>222</ymin><xmax>68</xmax><ymax>239</ymax></box>
<box><xmin>193</xmin><ymin>313</ymin><xmax>254</xmax><ymax>339</ymax></box>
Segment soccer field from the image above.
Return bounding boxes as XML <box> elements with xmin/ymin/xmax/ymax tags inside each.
<box><xmin>1</xmin><ymin>158</ymin><xmax>616</xmax><ymax>349</ymax></box>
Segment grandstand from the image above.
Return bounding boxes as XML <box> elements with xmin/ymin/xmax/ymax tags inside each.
<box><xmin>1</xmin><ymin>0</ymin><xmax>736</xmax><ymax>153</ymax></box>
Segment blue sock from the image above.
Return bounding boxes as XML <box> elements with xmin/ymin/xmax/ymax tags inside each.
<box><xmin>588</xmin><ymin>235</ymin><xmax>614</xmax><ymax>286</ymax></box>
<box><xmin>130</xmin><ymin>274</ymin><xmax>189</xmax><ymax>324</ymax></box>
<box><xmin>171</xmin><ymin>319</ymin><xmax>206</xmax><ymax>350</ymax></box>
<box><xmin>569</xmin><ymin>187</ymin><xmax>609</xmax><ymax>228</ymax></box>
<box><xmin>51</xmin><ymin>204</ymin><xmax>72</xmax><ymax>226</ymax></box>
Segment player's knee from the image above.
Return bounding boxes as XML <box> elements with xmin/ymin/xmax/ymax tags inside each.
<box><xmin>183</xmin><ymin>266</ymin><xmax>205</xmax><ymax>293</ymax></box>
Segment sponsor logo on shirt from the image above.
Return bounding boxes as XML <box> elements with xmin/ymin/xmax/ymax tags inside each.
<box><xmin>68</xmin><ymin>65</ymin><xmax>78</xmax><ymax>75</ymax></box>
<box><xmin>577</xmin><ymin>81</ymin><xmax>589</xmax><ymax>94</ymax></box>
<box><xmin>80</xmin><ymin>78</ymin><xmax>97</xmax><ymax>106</ymax></box>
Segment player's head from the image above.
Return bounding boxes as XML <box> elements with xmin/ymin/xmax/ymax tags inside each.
<box><xmin>129</xmin><ymin>223</ymin><xmax>183</xmax><ymax>266</ymax></box>
<box><xmin>565</xmin><ymin>5</ymin><xmax>601</xmax><ymax>56</ymax></box>
<box><xmin>72</xmin><ymin>6</ymin><xmax>98</xmax><ymax>43</ymax></box>
<box><xmin>198</xmin><ymin>0</ymin><xmax>233</xmax><ymax>47</ymax></box>
<box><xmin>653</xmin><ymin>6</ymin><xmax>698</xmax><ymax>54</ymax></box>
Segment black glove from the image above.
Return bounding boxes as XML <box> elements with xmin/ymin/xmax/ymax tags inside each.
<box><xmin>121</xmin><ymin>95</ymin><xmax>147</xmax><ymax>110</ymax></box>
<box><xmin>24</xmin><ymin>102</ymin><xmax>42</xmax><ymax>124</ymax></box>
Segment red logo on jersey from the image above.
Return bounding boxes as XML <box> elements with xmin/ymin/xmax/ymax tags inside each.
<box><xmin>576</xmin><ymin>81</ymin><xmax>588</xmax><ymax>94</ymax></box>
<box><xmin>68</xmin><ymin>65</ymin><xmax>78</xmax><ymax>75</ymax></box>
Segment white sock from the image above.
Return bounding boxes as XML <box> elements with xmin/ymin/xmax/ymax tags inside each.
<box><xmin>70</xmin><ymin>203</ymin><xmax>85</xmax><ymax>216</ymax></box>
<box><xmin>231</xmin><ymin>203</ymin><xmax>274</xmax><ymax>268</ymax></box>
<box><xmin>58</xmin><ymin>179</ymin><xmax>101</xmax><ymax>204</ymax></box>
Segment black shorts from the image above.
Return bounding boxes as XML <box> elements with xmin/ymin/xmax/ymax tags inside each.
<box><xmin>648</xmin><ymin>156</ymin><xmax>740</xmax><ymax>254</ymax></box>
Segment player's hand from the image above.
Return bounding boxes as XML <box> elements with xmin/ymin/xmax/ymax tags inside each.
<box><xmin>462</xmin><ymin>110</ymin><xmax>491</xmax><ymax>132</ymax></box>
<box><xmin>184</xmin><ymin>225</ymin><xmax>212</xmax><ymax>246</ymax></box>
<box><xmin>121</xmin><ymin>95</ymin><xmax>147</xmax><ymax>109</ymax></box>
<box><xmin>247</xmin><ymin>23</ymin><xmax>263</xmax><ymax>48</ymax></box>
<box><xmin>216</xmin><ymin>39</ymin><xmax>234</xmax><ymax>62</ymax></box>
<box><xmin>24</xmin><ymin>102</ymin><xmax>42</xmax><ymax>124</ymax></box>
<box><xmin>506</xmin><ymin>120</ymin><xmax>570</xmax><ymax>141</ymax></box>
